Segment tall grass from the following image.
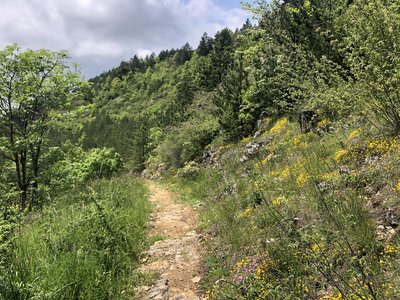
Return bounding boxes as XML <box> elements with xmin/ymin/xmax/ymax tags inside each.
<box><xmin>0</xmin><ymin>175</ymin><xmax>150</xmax><ymax>300</ymax></box>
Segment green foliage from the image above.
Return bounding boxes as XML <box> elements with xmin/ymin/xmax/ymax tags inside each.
<box><xmin>343</xmin><ymin>0</ymin><xmax>400</xmax><ymax>132</ymax></box>
<box><xmin>197</xmin><ymin>33</ymin><xmax>214</xmax><ymax>56</ymax></box>
<box><xmin>0</xmin><ymin>44</ymin><xmax>82</xmax><ymax>210</ymax></box>
<box><xmin>68</xmin><ymin>0</ymin><xmax>400</xmax><ymax>178</ymax></box>
<box><xmin>80</xmin><ymin>111</ymin><xmax>150</xmax><ymax>171</ymax></box>
<box><xmin>0</xmin><ymin>176</ymin><xmax>150</xmax><ymax>300</ymax></box>
<box><xmin>154</xmin><ymin>113</ymin><xmax>218</xmax><ymax>169</ymax></box>
<box><xmin>0</xmin><ymin>204</ymin><xmax>20</xmax><ymax>267</ymax></box>
<box><xmin>82</xmin><ymin>147</ymin><xmax>123</xmax><ymax>179</ymax></box>
<box><xmin>47</xmin><ymin>144</ymin><xmax>123</xmax><ymax>191</ymax></box>
<box><xmin>209</xmin><ymin>28</ymin><xmax>234</xmax><ymax>87</ymax></box>
<box><xmin>214</xmin><ymin>54</ymin><xmax>250</xmax><ymax>140</ymax></box>
<box><xmin>173</xmin><ymin>43</ymin><xmax>193</xmax><ymax>65</ymax></box>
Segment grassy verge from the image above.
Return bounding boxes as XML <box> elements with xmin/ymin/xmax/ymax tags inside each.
<box><xmin>0</xmin><ymin>175</ymin><xmax>150</xmax><ymax>300</ymax></box>
<box><xmin>166</xmin><ymin>169</ymin><xmax>223</xmax><ymax>207</ymax></box>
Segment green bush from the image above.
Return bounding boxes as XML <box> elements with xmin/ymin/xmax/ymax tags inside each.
<box><xmin>344</xmin><ymin>0</ymin><xmax>400</xmax><ymax>133</ymax></box>
<box><xmin>47</xmin><ymin>145</ymin><xmax>123</xmax><ymax>191</ymax></box>
<box><xmin>83</xmin><ymin>147</ymin><xmax>123</xmax><ymax>179</ymax></box>
<box><xmin>155</xmin><ymin>114</ymin><xmax>218</xmax><ymax>169</ymax></box>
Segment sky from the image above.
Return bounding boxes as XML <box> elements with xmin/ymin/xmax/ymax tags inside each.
<box><xmin>0</xmin><ymin>0</ymin><xmax>254</xmax><ymax>78</ymax></box>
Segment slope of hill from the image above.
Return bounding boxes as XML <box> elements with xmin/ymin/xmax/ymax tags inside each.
<box><xmin>172</xmin><ymin>116</ymin><xmax>399</xmax><ymax>299</ymax></box>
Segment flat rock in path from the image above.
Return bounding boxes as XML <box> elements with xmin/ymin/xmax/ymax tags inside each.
<box><xmin>148</xmin><ymin>279</ymin><xmax>169</xmax><ymax>300</ymax></box>
<box><xmin>191</xmin><ymin>277</ymin><xmax>201</xmax><ymax>284</ymax></box>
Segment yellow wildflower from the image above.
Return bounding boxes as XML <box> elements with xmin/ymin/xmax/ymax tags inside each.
<box><xmin>334</xmin><ymin>149</ymin><xmax>349</xmax><ymax>163</ymax></box>
<box><xmin>321</xmin><ymin>171</ymin><xmax>338</xmax><ymax>181</ymax></box>
<box><xmin>241</xmin><ymin>136</ymin><xmax>252</xmax><ymax>144</ymax></box>
<box><xmin>396</xmin><ymin>179</ymin><xmax>400</xmax><ymax>192</ymax></box>
<box><xmin>216</xmin><ymin>143</ymin><xmax>234</xmax><ymax>153</ymax></box>
<box><xmin>292</xmin><ymin>135</ymin><xmax>308</xmax><ymax>149</ymax></box>
<box><xmin>270</xmin><ymin>117</ymin><xmax>289</xmax><ymax>134</ymax></box>
<box><xmin>311</xmin><ymin>243</ymin><xmax>320</xmax><ymax>254</ymax></box>
<box><xmin>272</xmin><ymin>195</ymin><xmax>287</xmax><ymax>206</ymax></box>
<box><xmin>384</xmin><ymin>244</ymin><xmax>396</xmax><ymax>254</ymax></box>
<box><xmin>296</xmin><ymin>173</ymin><xmax>310</xmax><ymax>187</ymax></box>
<box><xmin>205</xmin><ymin>288</ymin><xmax>216</xmax><ymax>300</ymax></box>
<box><xmin>292</xmin><ymin>135</ymin><xmax>302</xmax><ymax>145</ymax></box>
<box><xmin>270</xmin><ymin>169</ymin><xmax>280</xmax><ymax>177</ymax></box>
<box><xmin>332</xmin><ymin>292</ymin><xmax>343</xmax><ymax>300</ymax></box>
<box><xmin>347</xmin><ymin>128</ymin><xmax>361</xmax><ymax>142</ymax></box>
<box><xmin>317</xmin><ymin>118</ymin><xmax>330</xmax><ymax>128</ymax></box>
<box><xmin>261</xmin><ymin>153</ymin><xmax>274</xmax><ymax>165</ymax></box>
<box><xmin>280</xmin><ymin>166</ymin><xmax>290</xmax><ymax>179</ymax></box>
<box><xmin>238</xmin><ymin>207</ymin><xmax>254</xmax><ymax>219</ymax></box>
<box><xmin>367</xmin><ymin>138</ymin><xmax>392</xmax><ymax>155</ymax></box>
<box><xmin>234</xmin><ymin>257</ymin><xmax>251</xmax><ymax>270</ymax></box>
<box><xmin>255</xmin><ymin>261</ymin><xmax>268</xmax><ymax>279</ymax></box>
<box><xmin>271</xmin><ymin>167</ymin><xmax>291</xmax><ymax>180</ymax></box>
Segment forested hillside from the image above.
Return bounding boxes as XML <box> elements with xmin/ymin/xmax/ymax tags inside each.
<box><xmin>1</xmin><ymin>0</ymin><xmax>400</xmax><ymax>299</ymax></box>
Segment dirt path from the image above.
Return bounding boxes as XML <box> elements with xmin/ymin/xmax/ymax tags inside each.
<box><xmin>135</xmin><ymin>182</ymin><xmax>203</xmax><ymax>300</ymax></box>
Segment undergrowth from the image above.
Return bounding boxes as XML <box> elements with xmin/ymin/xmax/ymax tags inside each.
<box><xmin>174</xmin><ymin>117</ymin><xmax>400</xmax><ymax>299</ymax></box>
<box><xmin>0</xmin><ymin>175</ymin><xmax>150</xmax><ymax>300</ymax></box>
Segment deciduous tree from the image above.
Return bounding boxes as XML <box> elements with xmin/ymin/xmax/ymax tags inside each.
<box><xmin>0</xmin><ymin>44</ymin><xmax>81</xmax><ymax>210</ymax></box>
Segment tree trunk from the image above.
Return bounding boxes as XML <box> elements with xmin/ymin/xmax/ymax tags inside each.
<box><xmin>29</xmin><ymin>181</ymin><xmax>37</xmax><ymax>211</ymax></box>
<box><xmin>20</xmin><ymin>188</ymin><xmax>27</xmax><ymax>211</ymax></box>
<box><xmin>29</xmin><ymin>142</ymin><xmax>41</xmax><ymax>211</ymax></box>
<box><xmin>15</xmin><ymin>147</ymin><xmax>29</xmax><ymax>211</ymax></box>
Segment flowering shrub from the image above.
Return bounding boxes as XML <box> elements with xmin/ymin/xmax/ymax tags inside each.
<box><xmin>272</xmin><ymin>195</ymin><xmax>287</xmax><ymax>206</ymax></box>
<box><xmin>231</xmin><ymin>255</ymin><xmax>270</xmax><ymax>290</ymax></box>
<box><xmin>292</xmin><ymin>134</ymin><xmax>308</xmax><ymax>149</ymax></box>
<box><xmin>237</xmin><ymin>207</ymin><xmax>254</xmax><ymax>219</ymax></box>
<box><xmin>296</xmin><ymin>173</ymin><xmax>310</xmax><ymax>187</ymax></box>
<box><xmin>367</xmin><ymin>138</ymin><xmax>393</xmax><ymax>156</ymax></box>
<box><xmin>334</xmin><ymin>149</ymin><xmax>349</xmax><ymax>163</ymax></box>
<box><xmin>347</xmin><ymin>128</ymin><xmax>362</xmax><ymax>142</ymax></box>
<box><xmin>270</xmin><ymin>117</ymin><xmax>289</xmax><ymax>134</ymax></box>
<box><xmin>271</xmin><ymin>166</ymin><xmax>291</xmax><ymax>180</ymax></box>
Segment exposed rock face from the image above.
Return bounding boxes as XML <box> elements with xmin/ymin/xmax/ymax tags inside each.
<box><xmin>240</xmin><ymin>139</ymin><xmax>271</xmax><ymax>162</ymax></box>
<box><xmin>299</xmin><ymin>110</ymin><xmax>318</xmax><ymax>133</ymax></box>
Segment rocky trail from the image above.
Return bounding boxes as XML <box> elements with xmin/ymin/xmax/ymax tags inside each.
<box><xmin>135</xmin><ymin>183</ymin><xmax>203</xmax><ymax>300</ymax></box>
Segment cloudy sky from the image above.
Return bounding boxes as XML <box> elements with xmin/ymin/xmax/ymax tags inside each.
<box><xmin>0</xmin><ymin>0</ymin><xmax>254</xmax><ymax>78</ymax></box>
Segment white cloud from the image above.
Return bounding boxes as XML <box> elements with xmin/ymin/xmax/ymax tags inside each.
<box><xmin>0</xmin><ymin>0</ymin><xmax>251</xmax><ymax>78</ymax></box>
<box><xmin>74</xmin><ymin>40</ymin><xmax>124</xmax><ymax>57</ymax></box>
